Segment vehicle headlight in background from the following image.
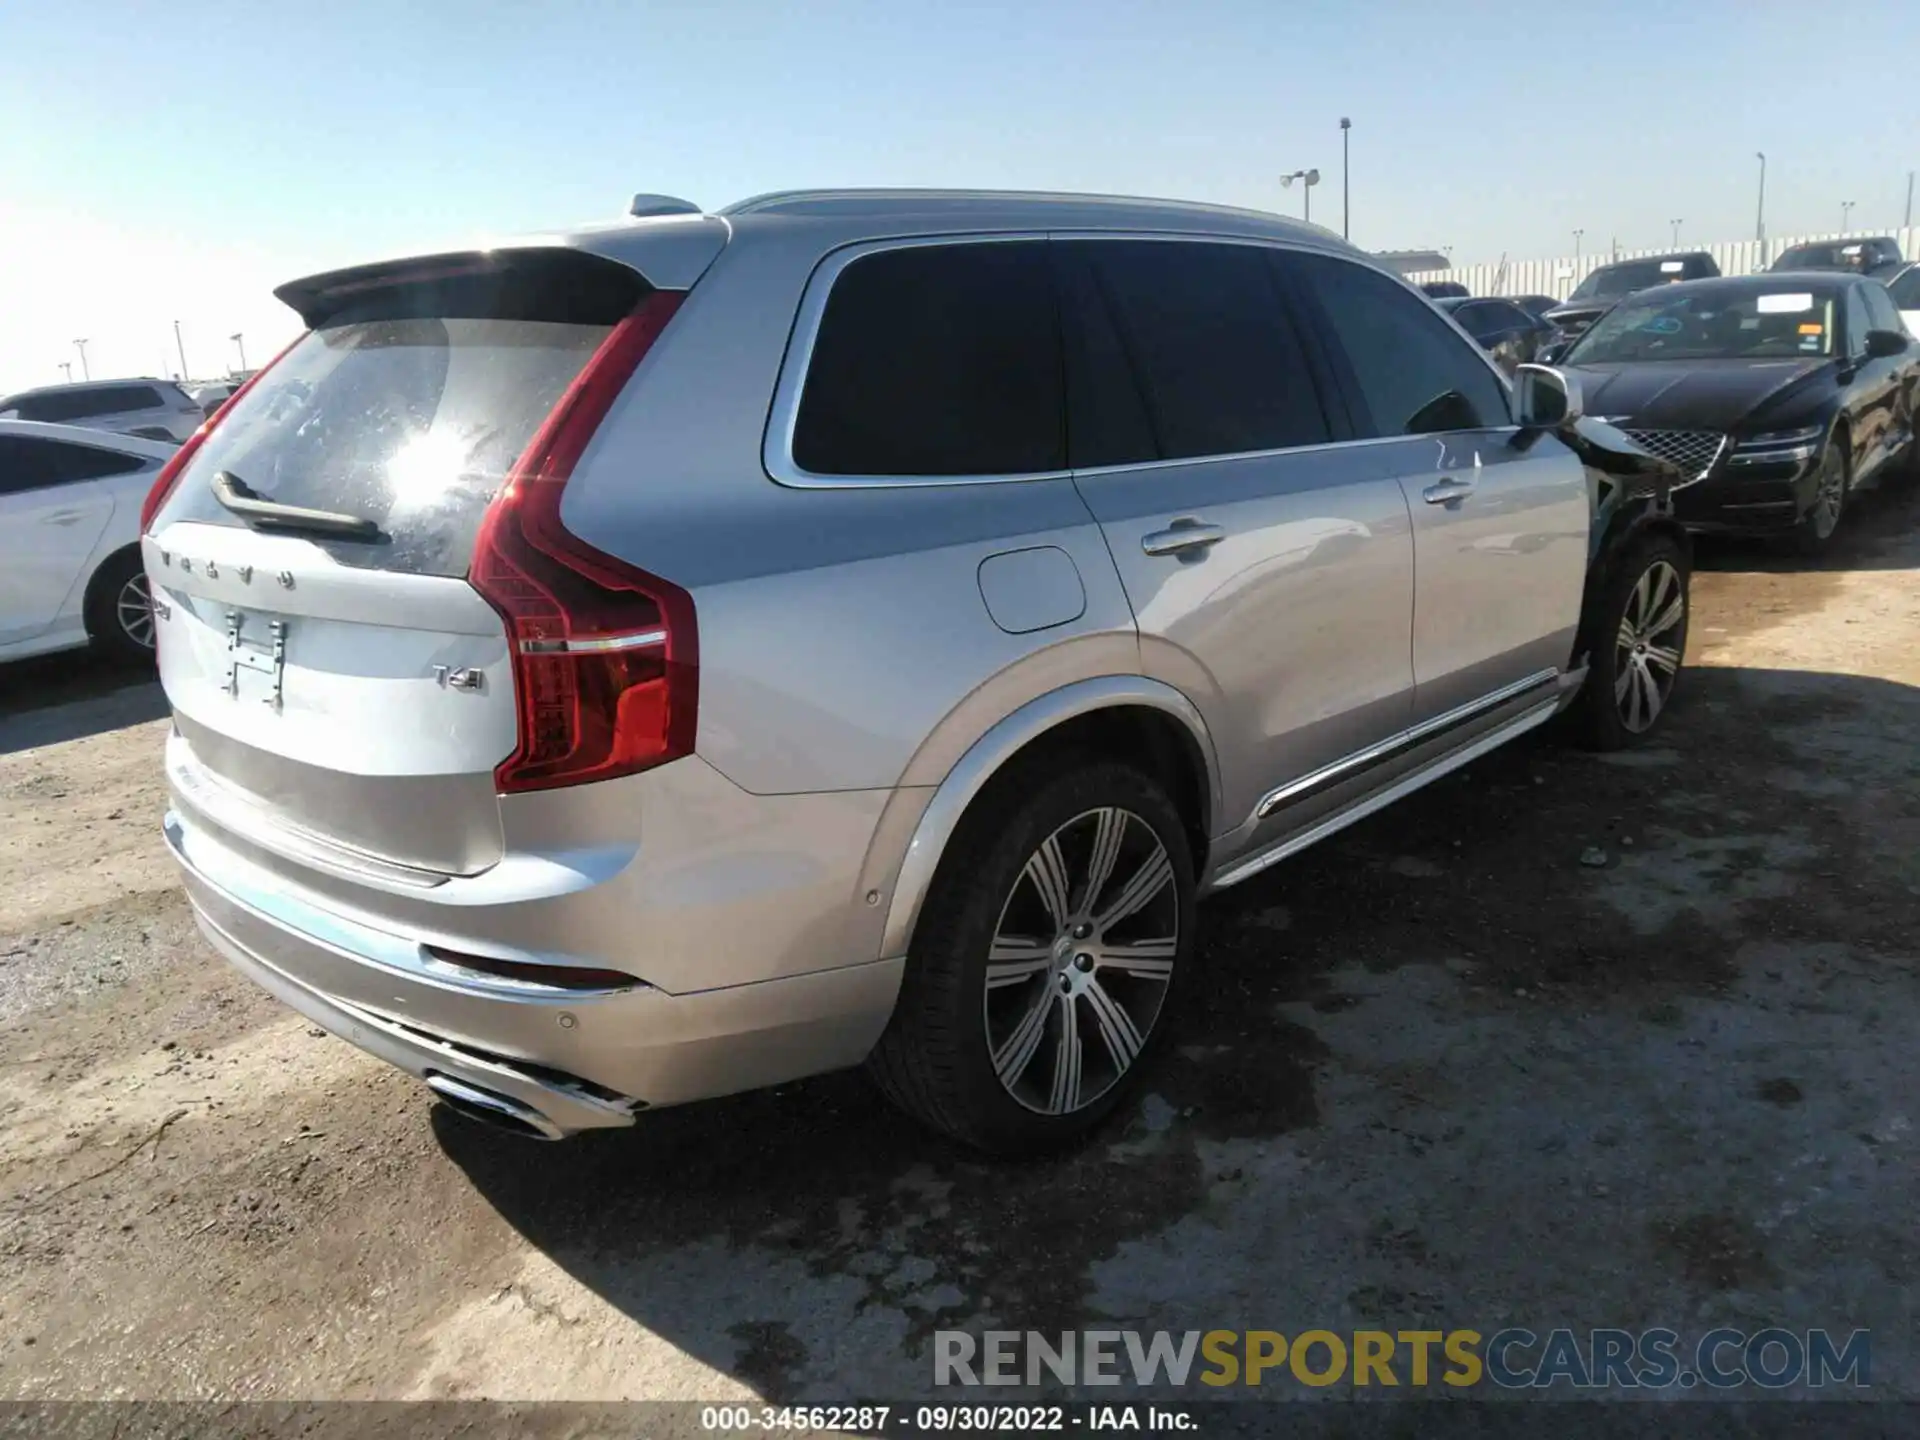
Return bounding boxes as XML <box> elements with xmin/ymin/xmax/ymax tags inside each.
<box><xmin>1730</xmin><ymin>424</ymin><xmax>1823</xmax><ymax>466</ymax></box>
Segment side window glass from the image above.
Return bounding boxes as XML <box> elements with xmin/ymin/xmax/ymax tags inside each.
<box><xmin>792</xmin><ymin>242</ymin><xmax>1063</xmax><ymax>477</ymax></box>
<box><xmin>1059</xmin><ymin>239</ymin><xmax>1331</xmax><ymax>466</ymax></box>
<box><xmin>1862</xmin><ymin>283</ymin><xmax>1902</xmax><ymax>335</ymax></box>
<box><xmin>1291</xmin><ymin>254</ymin><xmax>1511</xmax><ymax>436</ymax></box>
<box><xmin>1890</xmin><ymin>270</ymin><xmax>1920</xmax><ymax>310</ymax></box>
<box><xmin>1843</xmin><ymin>287</ymin><xmax>1872</xmax><ymax>356</ymax></box>
<box><xmin>0</xmin><ymin>437</ymin><xmax>143</xmax><ymax>491</ymax></box>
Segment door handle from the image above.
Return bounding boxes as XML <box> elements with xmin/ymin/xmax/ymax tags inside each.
<box><xmin>1422</xmin><ymin>477</ymin><xmax>1476</xmax><ymax>505</ymax></box>
<box><xmin>1141</xmin><ymin>520</ymin><xmax>1226</xmax><ymax>557</ymax></box>
<box><xmin>42</xmin><ymin>510</ymin><xmax>87</xmax><ymax>526</ymax></box>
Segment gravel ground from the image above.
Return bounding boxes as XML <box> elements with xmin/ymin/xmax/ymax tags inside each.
<box><xmin>0</xmin><ymin>486</ymin><xmax>1915</xmax><ymax>1410</ymax></box>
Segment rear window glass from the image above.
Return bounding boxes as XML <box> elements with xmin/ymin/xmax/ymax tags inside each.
<box><xmin>0</xmin><ymin>435</ymin><xmax>150</xmax><ymax>493</ymax></box>
<box><xmin>792</xmin><ymin>242</ymin><xmax>1064</xmax><ymax>477</ymax></box>
<box><xmin>1058</xmin><ymin>239</ymin><xmax>1332</xmax><ymax>465</ymax></box>
<box><xmin>153</xmin><ymin>256</ymin><xmax>645</xmax><ymax>577</ymax></box>
<box><xmin>10</xmin><ymin>385</ymin><xmax>162</xmax><ymax>423</ymax></box>
<box><xmin>1569</xmin><ymin>259</ymin><xmax>1709</xmax><ymax>302</ymax></box>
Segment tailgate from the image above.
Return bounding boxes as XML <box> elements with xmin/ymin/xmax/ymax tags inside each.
<box><xmin>145</xmin><ymin>248</ymin><xmax>655</xmax><ymax>877</ymax></box>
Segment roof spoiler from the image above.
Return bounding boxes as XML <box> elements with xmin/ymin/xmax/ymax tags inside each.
<box><xmin>271</xmin><ymin>248</ymin><xmax>647</xmax><ymax>329</ymax></box>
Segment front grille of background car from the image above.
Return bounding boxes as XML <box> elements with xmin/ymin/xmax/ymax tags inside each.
<box><xmin>1621</xmin><ymin>429</ymin><xmax>1728</xmax><ymax>481</ymax></box>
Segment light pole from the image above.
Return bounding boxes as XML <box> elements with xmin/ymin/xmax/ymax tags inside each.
<box><xmin>230</xmin><ymin>332</ymin><xmax>247</xmax><ymax>372</ymax></box>
<box><xmin>1339</xmin><ymin>118</ymin><xmax>1352</xmax><ymax>240</ymax></box>
<box><xmin>173</xmin><ymin>320</ymin><xmax>190</xmax><ymax>381</ymax></box>
<box><xmin>72</xmin><ymin>338</ymin><xmax>90</xmax><ymax>380</ymax></box>
<box><xmin>1754</xmin><ymin>152</ymin><xmax>1766</xmax><ymax>244</ymax></box>
<box><xmin>1670</xmin><ymin>218</ymin><xmax>1683</xmax><ymax>248</ymax></box>
<box><xmin>58</xmin><ymin>362</ymin><xmax>72</xmax><ymax>383</ymax></box>
<box><xmin>1573</xmin><ymin>228</ymin><xmax>1584</xmax><ymax>261</ymax></box>
<box><xmin>1906</xmin><ymin>171</ymin><xmax>1914</xmax><ymax>228</ymax></box>
<box><xmin>1280</xmin><ymin>168</ymin><xmax>1321</xmax><ymax>224</ymax></box>
<box><xmin>1841</xmin><ymin>200</ymin><xmax>1854</xmax><ymax>232</ymax></box>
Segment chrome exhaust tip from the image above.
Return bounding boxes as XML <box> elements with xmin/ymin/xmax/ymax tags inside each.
<box><xmin>426</xmin><ymin>1072</ymin><xmax>566</xmax><ymax>1141</ymax></box>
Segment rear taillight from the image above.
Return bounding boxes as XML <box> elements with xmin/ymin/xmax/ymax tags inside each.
<box><xmin>140</xmin><ymin>339</ymin><xmax>303</xmax><ymax>534</ymax></box>
<box><xmin>470</xmin><ymin>290</ymin><xmax>696</xmax><ymax>795</ymax></box>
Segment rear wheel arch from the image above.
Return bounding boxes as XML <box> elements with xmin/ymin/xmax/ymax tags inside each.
<box><xmin>878</xmin><ymin>680</ymin><xmax>1219</xmax><ymax>962</ymax></box>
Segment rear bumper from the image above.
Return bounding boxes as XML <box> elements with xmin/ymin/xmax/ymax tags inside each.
<box><xmin>166</xmin><ymin>811</ymin><xmax>903</xmax><ymax>1135</ymax></box>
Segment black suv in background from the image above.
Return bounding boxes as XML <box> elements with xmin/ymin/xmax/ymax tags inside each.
<box><xmin>1768</xmin><ymin>237</ymin><xmax>1903</xmax><ymax>278</ymax></box>
<box><xmin>1543</xmin><ymin>252</ymin><xmax>1723</xmax><ymax>351</ymax></box>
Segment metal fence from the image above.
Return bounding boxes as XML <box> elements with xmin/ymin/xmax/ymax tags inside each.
<box><xmin>1405</xmin><ymin>227</ymin><xmax>1919</xmax><ymax>300</ymax></box>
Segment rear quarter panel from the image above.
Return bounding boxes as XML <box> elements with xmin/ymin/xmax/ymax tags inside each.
<box><xmin>556</xmin><ymin>226</ymin><xmax>1145</xmax><ymax>799</ymax></box>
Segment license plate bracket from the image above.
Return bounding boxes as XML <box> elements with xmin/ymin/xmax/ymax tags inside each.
<box><xmin>225</xmin><ymin>610</ymin><xmax>287</xmax><ymax>708</ymax></box>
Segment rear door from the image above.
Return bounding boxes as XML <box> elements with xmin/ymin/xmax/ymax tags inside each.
<box><xmin>1286</xmin><ymin>252</ymin><xmax>1589</xmax><ymax>722</ymax></box>
<box><xmin>146</xmin><ymin>251</ymin><xmax>656</xmax><ymax>876</ymax></box>
<box><xmin>1057</xmin><ymin>238</ymin><xmax>1415</xmax><ymax>834</ymax></box>
<box><xmin>0</xmin><ymin>436</ymin><xmax>129</xmax><ymax>644</ymax></box>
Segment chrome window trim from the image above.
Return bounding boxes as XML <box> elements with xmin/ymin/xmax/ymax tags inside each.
<box><xmin>762</xmin><ymin>231</ymin><xmax>1519</xmax><ymax>491</ymax></box>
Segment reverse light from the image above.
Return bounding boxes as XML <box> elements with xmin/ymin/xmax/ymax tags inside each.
<box><xmin>469</xmin><ymin>290</ymin><xmax>697</xmax><ymax>795</ymax></box>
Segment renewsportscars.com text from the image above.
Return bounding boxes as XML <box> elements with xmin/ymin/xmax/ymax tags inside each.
<box><xmin>934</xmin><ymin>1328</ymin><xmax>1870</xmax><ymax>1390</ymax></box>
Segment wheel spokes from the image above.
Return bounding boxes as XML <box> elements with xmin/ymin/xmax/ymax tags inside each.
<box><xmin>983</xmin><ymin>805</ymin><xmax>1180</xmax><ymax>1117</ymax></box>
<box><xmin>985</xmin><ymin>937</ymin><xmax>1053</xmax><ymax>989</ymax></box>
<box><xmin>1082</xmin><ymin>978</ymin><xmax>1144</xmax><ymax>1071</ymax></box>
<box><xmin>1047</xmin><ymin>997</ymin><xmax>1083</xmax><ymax>1114</ymax></box>
<box><xmin>1643</xmin><ymin>643</ymin><xmax>1682</xmax><ymax>676</ymax></box>
<box><xmin>1081</xmin><ymin>807</ymin><xmax>1126</xmax><ymax>915</ymax></box>
<box><xmin>1093</xmin><ymin>845</ymin><xmax>1172</xmax><ymax>932</ymax></box>
<box><xmin>1643</xmin><ymin>593</ymin><xmax>1685</xmax><ymax>641</ymax></box>
<box><xmin>1022</xmin><ymin>836</ymin><xmax>1073</xmax><ymax>930</ymax></box>
<box><xmin>993</xmin><ymin>989</ymin><xmax>1052</xmax><ymax>1086</ymax></box>
<box><xmin>1097</xmin><ymin>937</ymin><xmax>1177</xmax><ymax>979</ymax></box>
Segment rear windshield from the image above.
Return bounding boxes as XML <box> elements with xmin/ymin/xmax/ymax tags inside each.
<box><xmin>1772</xmin><ymin>241</ymin><xmax>1891</xmax><ymax>272</ymax></box>
<box><xmin>153</xmin><ymin>254</ymin><xmax>647</xmax><ymax>577</ymax></box>
<box><xmin>1568</xmin><ymin>258</ymin><xmax>1708</xmax><ymax>301</ymax></box>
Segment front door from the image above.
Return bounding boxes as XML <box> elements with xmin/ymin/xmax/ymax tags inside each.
<box><xmin>1054</xmin><ymin>238</ymin><xmax>1416</xmax><ymax>836</ymax></box>
<box><xmin>1286</xmin><ymin>252</ymin><xmax>1589</xmax><ymax>721</ymax></box>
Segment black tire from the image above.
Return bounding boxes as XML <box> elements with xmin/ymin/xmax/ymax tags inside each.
<box><xmin>1787</xmin><ymin>438</ymin><xmax>1849</xmax><ymax>555</ymax></box>
<box><xmin>1570</xmin><ymin>532</ymin><xmax>1690</xmax><ymax>752</ymax></box>
<box><xmin>83</xmin><ymin>549</ymin><xmax>157</xmax><ymax>666</ymax></box>
<box><xmin>868</xmin><ymin>758</ymin><xmax>1196</xmax><ymax>1155</ymax></box>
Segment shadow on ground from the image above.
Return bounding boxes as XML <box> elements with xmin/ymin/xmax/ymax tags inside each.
<box><xmin>1692</xmin><ymin>471</ymin><xmax>1918</xmax><ymax>577</ymax></box>
<box><xmin>435</xmin><ymin>659</ymin><xmax>1920</xmax><ymax>1396</ymax></box>
<box><xmin>0</xmin><ymin>650</ymin><xmax>163</xmax><ymax>753</ymax></box>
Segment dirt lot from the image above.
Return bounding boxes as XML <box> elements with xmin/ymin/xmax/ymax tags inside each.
<box><xmin>1</xmin><ymin>488</ymin><xmax>1916</xmax><ymax>1407</ymax></box>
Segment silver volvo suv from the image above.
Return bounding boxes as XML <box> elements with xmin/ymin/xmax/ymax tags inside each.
<box><xmin>143</xmin><ymin>190</ymin><xmax>1691</xmax><ymax>1154</ymax></box>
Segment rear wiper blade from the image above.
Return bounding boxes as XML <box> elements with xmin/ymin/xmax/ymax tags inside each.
<box><xmin>211</xmin><ymin>471</ymin><xmax>381</xmax><ymax>540</ymax></box>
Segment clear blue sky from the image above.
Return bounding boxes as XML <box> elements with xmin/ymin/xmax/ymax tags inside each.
<box><xmin>4</xmin><ymin>0</ymin><xmax>1916</xmax><ymax>391</ymax></box>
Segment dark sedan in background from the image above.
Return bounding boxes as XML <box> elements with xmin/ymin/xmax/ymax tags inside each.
<box><xmin>1544</xmin><ymin>251</ymin><xmax>1723</xmax><ymax>350</ymax></box>
<box><xmin>1557</xmin><ymin>273</ymin><xmax>1919</xmax><ymax>552</ymax></box>
<box><xmin>1436</xmin><ymin>296</ymin><xmax>1553</xmax><ymax>373</ymax></box>
<box><xmin>1768</xmin><ymin>236</ymin><xmax>1903</xmax><ymax>279</ymax></box>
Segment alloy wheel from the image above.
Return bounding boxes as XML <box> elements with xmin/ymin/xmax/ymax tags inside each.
<box><xmin>1810</xmin><ymin>448</ymin><xmax>1845</xmax><ymax>538</ymax></box>
<box><xmin>1613</xmin><ymin>559</ymin><xmax>1684</xmax><ymax>733</ymax></box>
<box><xmin>116</xmin><ymin>573</ymin><xmax>156</xmax><ymax>650</ymax></box>
<box><xmin>983</xmin><ymin>806</ymin><xmax>1179</xmax><ymax>1116</ymax></box>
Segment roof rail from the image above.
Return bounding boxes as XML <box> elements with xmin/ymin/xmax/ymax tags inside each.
<box><xmin>628</xmin><ymin>194</ymin><xmax>702</xmax><ymax>219</ymax></box>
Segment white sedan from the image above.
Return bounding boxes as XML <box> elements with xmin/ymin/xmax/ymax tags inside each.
<box><xmin>0</xmin><ymin>420</ymin><xmax>175</xmax><ymax>665</ymax></box>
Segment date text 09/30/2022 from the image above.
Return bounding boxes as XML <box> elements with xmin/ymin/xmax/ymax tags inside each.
<box><xmin>700</xmin><ymin>1406</ymin><xmax>1194</xmax><ymax>1433</ymax></box>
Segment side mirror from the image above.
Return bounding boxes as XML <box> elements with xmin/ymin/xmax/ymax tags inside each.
<box><xmin>1514</xmin><ymin>364</ymin><xmax>1583</xmax><ymax>428</ymax></box>
<box><xmin>1864</xmin><ymin>329</ymin><xmax>1910</xmax><ymax>359</ymax></box>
